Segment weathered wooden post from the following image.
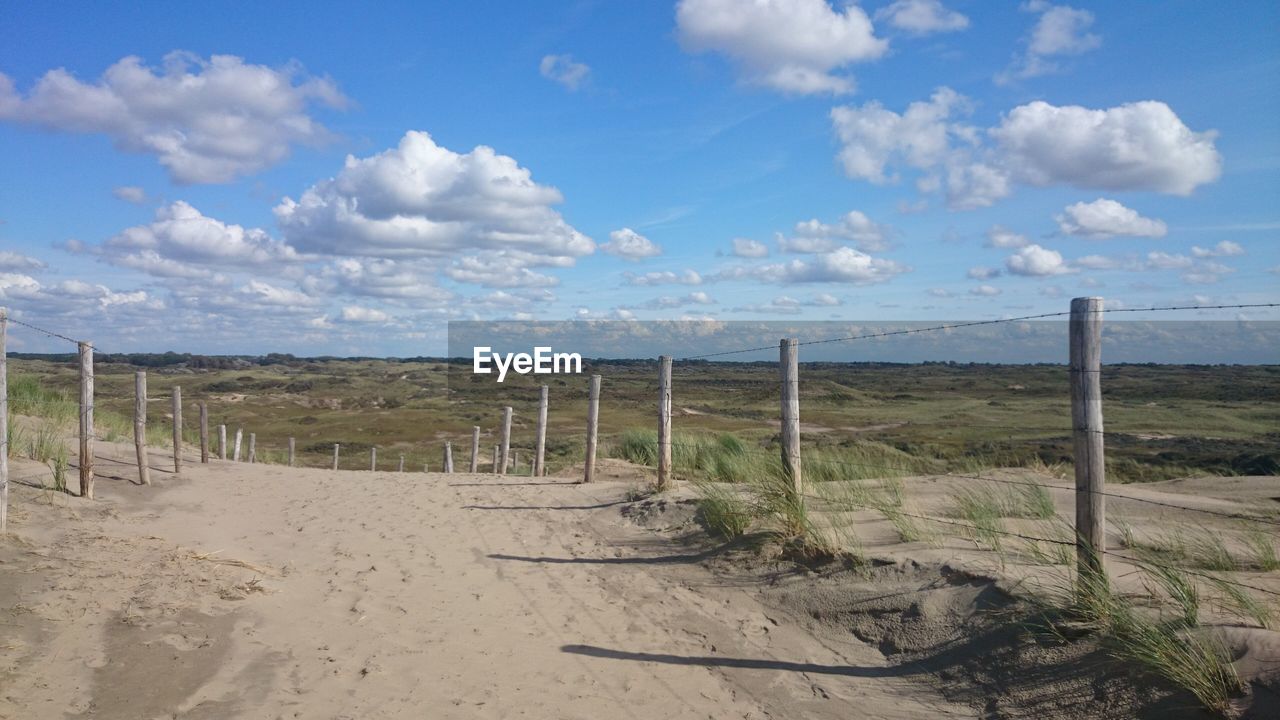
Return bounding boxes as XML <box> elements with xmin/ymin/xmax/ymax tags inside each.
<box><xmin>78</xmin><ymin>341</ymin><xmax>94</xmax><ymax>499</ymax></box>
<box><xmin>1070</xmin><ymin>296</ymin><xmax>1106</xmax><ymax>591</ymax></box>
<box><xmin>584</xmin><ymin>374</ymin><xmax>600</xmax><ymax>483</ymax></box>
<box><xmin>499</xmin><ymin>406</ymin><xmax>512</xmax><ymax>475</ymax></box>
<box><xmin>492</xmin><ymin>444</ymin><xmax>500</xmax><ymax>474</ymax></box>
<box><xmin>512</xmin><ymin>450</ymin><xmax>519</xmax><ymax>474</ymax></box>
<box><xmin>171</xmin><ymin>386</ymin><xmax>183</xmax><ymax>473</ymax></box>
<box><xmin>198</xmin><ymin>402</ymin><xmax>209</xmax><ymax>464</ymax></box>
<box><xmin>0</xmin><ymin>308</ymin><xmax>8</xmax><ymax>532</ymax></box>
<box><xmin>398</xmin><ymin>455</ymin><xmax>405</xmax><ymax>472</ymax></box>
<box><xmin>288</xmin><ymin>437</ymin><xmax>295</xmax><ymax>467</ymax></box>
<box><xmin>535</xmin><ymin>385</ymin><xmax>549</xmax><ymax>477</ymax></box>
<box><xmin>134</xmin><ymin>371</ymin><xmax>150</xmax><ymax>485</ymax></box>
<box><xmin>332</xmin><ymin>443</ymin><xmax>340</xmax><ymax>470</ymax></box>
<box><xmin>780</xmin><ymin>338</ymin><xmax>802</xmax><ymax>497</ymax></box>
<box><xmin>233</xmin><ymin>428</ymin><xmax>243</xmax><ymax>462</ymax></box>
<box><xmin>444</xmin><ymin>442</ymin><xmax>454</xmax><ymax>473</ymax></box>
<box><xmin>218</xmin><ymin>424</ymin><xmax>227</xmax><ymax>460</ymax></box>
<box><xmin>247</xmin><ymin>432</ymin><xmax>256</xmax><ymax>463</ymax></box>
<box><xmin>656</xmin><ymin>355</ymin><xmax>672</xmax><ymax>491</ymax></box>
<box><xmin>469</xmin><ymin>426</ymin><xmax>480</xmax><ymax>473</ymax></box>
<box><xmin>370</xmin><ymin>447</ymin><xmax>377</xmax><ymax>472</ymax></box>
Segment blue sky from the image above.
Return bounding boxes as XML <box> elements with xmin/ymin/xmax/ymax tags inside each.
<box><xmin>0</xmin><ymin>0</ymin><xmax>1277</xmax><ymax>356</ymax></box>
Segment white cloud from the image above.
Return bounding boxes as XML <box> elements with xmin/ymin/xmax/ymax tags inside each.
<box><xmin>721</xmin><ymin>246</ymin><xmax>908</xmax><ymax>285</ymax></box>
<box><xmin>1006</xmin><ymin>244</ymin><xmax>1073</xmax><ymax>276</ymax></box>
<box><xmin>875</xmin><ymin>0</ymin><xmax>969</xmax><ymax>35</ymax></box>
<box><xmin>0</xmin><ymin>251</ymin><xmax>47</xmax><ymax>272</ymax></box>
<box><xmin>274</xmin><ymin>131</ymin><xmax>593</xmax><ymax>279</ymax></box>
<box><xmin>967</xmin><ymin>266</ymin><xmax>1000</xmax><ymax>280</ymax></box>
<box><xmin>624</xmin><ymin>269</ymin><xmax>703</xmax><ymax>286</ymax></box>
<box><xmin>992</xmin><ymin>101</ymin><xmax>1221</xmax><ymax>195</ymax></box>
<box><xmin>927</xmin><ymin>287</ymin><xmax>952</xmax><ymax>298</ymax></box>
<box><xmin>781</xmin><ymin>211</ymin><xmax>891</xmax><ymax>253</ymax></box>
<box><xmin>444</xmin><ymin>253</ymin><xmax>562</xmax><ymax>288</ymax></box>
<box><xmin>601</xmin><ymin>228</ymin><xmax>662</xmax><ymax>260</ymax></box>
<box><xmin>630</xmin><ymin>291</ymin><xmax>717</xmax><ymax>310</ymax></box>
<box><xmin>830</xmin><ymin>87</ymin><xmax>967</xmax><ymax>184</ymax></box>
<box><xmin>0</xmin><ymin>52</ymin><xmax>346</xmax><ymax>183</ymax></box>
<box><xmin>1056</xmin><ymin>198</ymin><xmax>1167</xmax><ymax>239</ymax></box>
<box><xmin>340</xmin><ymin>305</ymin><xmax>390</xmax><ymax>323</ymax></box>
<box><xmin>1000</xmin><ymin>3</ymin><xmax>1101</xmax><ymax>82</ymax></box>
<box><xmin>731</xmin><ymin>237</ymin><xmax>769</xmax><ymax>258</ymax></box>
<box><xmin>112</xmin><ymin>185</ymin><xmax>147</xmax><ymax>204</ymax></box>
<box><xmin>986</xmin><ymin>225</ymin><xmax>1029</xmax><ymax>248</ymax></box>
<box><xmin>675</xmin><ymin>0</ymin><xmax>887</xmax><ymax>95</ymax></box>
<box><xmin>310</xmin><ymin>257</ymin><xmax>454</xmax><ymax>300</ymax></box>
<box><xmin>240</xmin><ymin>279</ymin><xmax>318</xmax><ymax>308</ymax></box>
<box><xmin>104</xmin><ymin>201</ymin><xmax>299</xmax><ymax>277</ymax></box>
<box><xmin>969</xmin><ymin>284</ymin><xmax>1001</xmax><ymax>296</ymax></box>
<box><xmin>539</xmin><ymin>54</ymin><xmax>590</xmax><ymax>90</ymax></box>
<box><xmin>810</xmin><ymin>292</ymin><xmax>841</xmax><ymax>306</ymax></box>
<box><xmin>1191</xmin><ymin>241</ymin><xmax>1244</xmax><ymax>258</ymax></box>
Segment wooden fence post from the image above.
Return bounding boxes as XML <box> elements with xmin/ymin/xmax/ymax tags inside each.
<box><xmin>780</xmin><ymin>338</ymin><xmax>802</xmax><ymax>497</ymax></box>
<box><xmin>512</xmin><ymin>450</ymin><xmax>519</xmax><ymax>474</ymax></box>
<box><xmin>199</xmin><ymin>402</ymin><xmax>209</xmax><ymax>464</ymax></box>
<box><xmin>371</xmin><ymin>447</ymin><xmax>377</xmax><ymax>472</ymax></box>
<box><xmin>247</xmin><ymin>432</ymin><xmax>256</xmax><ymax>463</ymax></box>
<box><xmin>134</xmin><ymin>371</ymin><xmax>150</xmax><ymax>485</ymax></box>
<box><xmin>233</xmin><ymin>428</ymin><xmax>242</xmax><ymax>462</ymax></box>
<box><xmin>499</xmin><ymin>406</ymin><xmax>512</xmax><ymax>476</ymax></box>
<box><xmin>444</xmin><ymin>442</ymin><xmax>454</xmax><ymax>473</ymax></box>
<box><xmin>0</xmin><ymin>308</ymin><xmax>8</xmax><ymax>532</ymax></box>
<box><xmin>288</xmin><ymin>437</ymin><xmax>295</xmax><ymax>467</ymax></box>
<box><xmin>492</xmin><ymin>445</ymin><xmax>500</xmax><ymax>474</ymax></box>
<box><xmin>333</xmin><ymin>443</ymin><xmax>340</xmax><ymax>470</ymax></box>
<box><xmin>218</xmin><ymin>424</ymin><xmax>227</xmax><ymax>460</ymax></box>
<box><xmin>583</xmin><ymin>374</ymin><xmax>601</xmax><ymax>483</ymax></box>
<box><xmin>78</xmin><ymin>341</ymin><xmax>94</xmax><ymax>499</ymax></box>
<box><xmin>535</xmin><ymin>385</ymin><xmax>549</xmax><ymax>477</ymax></box>
<box><xmin>470</xmin><ymin>426</ymin><xmax>480</xmax><ymax>473</ymax></box>
<box><xmin>171</xmin><ymin>386</ymin><xmax>183</xmax><ymax>473</ymax></box>
<box><xmin>398</xmin><ymin>455</ymin><xmax>405</xmax><ymax>472</ymax></box>
<box><xmin>657</xmin><ymin>355</ymin><xmax>672</xmax><ymax>491</ymax></box>
<box><xmin>1070</xmin><ymin>296</ymin><xmax>1106</xmax><ymax>589</ymax></box>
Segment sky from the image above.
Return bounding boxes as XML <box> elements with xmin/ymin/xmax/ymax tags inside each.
<box><xmin>0</xmin><ymin>0</ymin><xmax>1277</xmax><ymax>358</ymax></box>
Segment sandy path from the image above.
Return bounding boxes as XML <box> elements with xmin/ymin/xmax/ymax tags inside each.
<box><xmin>0</xmin><ymin>444</ymin><xmax>970</xmax><ymax>719</ymax></box>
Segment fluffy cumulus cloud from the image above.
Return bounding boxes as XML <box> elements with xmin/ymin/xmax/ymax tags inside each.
<box><xmin>718</xmin><ymin>246</ymin><xmax>907</xmax><ymax>285</ymax></box>
<box><xmin>624</xmin><ymin>269</ymin><xmax>703</xmax><ymax>286</ymax></box>
<box><xmin>0</xmin><ymin>52</ymin><xmax>347</xmax><ymax>183</ymax></box>
<box><xmin>1000</xmin><ymin>2</ymin><xmax>1101</xmax><ymax>82</ymax></box>
<box><xmin>1191</xmin><ymin>241</ymin><xmax>1244</xmax><ymax>258</ymax></box>
<box><xmin>831</xmin><ymin>89</ymin><xmax>1222</xmax><ymax>209</ymax></box>
<box><xmin>967</xmin><ymin>266</ymin><xmax>1000</xmax><ymax>280</ymax></box>
<box><xmin>1006</xmin><ymin>244</ymin><xmax>1073</xmax><ymax>276</ymax></box>
<box><xmin>0</xmin><ymin>250</ymin><xmax>47</xmax><ymax>271</ymax></box>
<box><xmin>1056</xmin><ymin>198</ymin><xmax>1167</xmax><ymax>239</ymax></box>
<box><xmin>539</xmin><ymin>54</ymin><xmax>590</xmax><ymax>90</ymax></box>
<box><xmin>875</xmin><ymin>0</ymin><xmax>969</xmax><ymax>35</ymax></box>
<box><xmin>274</xmin><ymin>131</ymin><xmax>594</xmax><ymax>280</ymax></box>
<box><xmin>340</xmin><ymin>305</ymin><xmax>391</xmax><ymax>323</ymax></box>
<box><xmin>969</xmin><ymin>284</ymin><xmax>1001</xmax><ymax>296</ymax></box>
<box><xmin>601</xmin><ymin>228</ymin><xmax>662</xmax><ymax>260</ymax></box>
<box><xmin>306</xmin><ymin>257</ymin><xmax>454</xmax><ymax>300</ymax></box>
<box><xmin>779</xmin><ymin>211</ymin><xmax>891</xmax><ymax>253</ymax></box>
<box><xmin>104</xmin><ymin>201</ymin><xmax>300</xmax><ymax>277</ymax></box>
<box><xmin>731</xmin><ymin>237</ymin><xmax>769</xmax><ymax>258</ymax></box>
<box><xmin>986</xmin><ymin>225</ymin><xmax>1029</xmax><ymax>248</ymax></box>
<box><xmin>0</xmin><ymin>272</ymin><xmax>159</xmax><ymax>318</ymax></box>
<box><xmin>675</xmin><ymin>0</ymin><xmax>887</xmax><ymax>95</ymax></box>
<box><xmin>112</xmin><ymin>185</ymin><xmax>147</xmax><ymax>204</ymax></box>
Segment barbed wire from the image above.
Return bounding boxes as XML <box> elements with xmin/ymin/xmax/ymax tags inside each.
<box><xmin>4</xmin><ymin>316</ymin><xmax>87</xmax><ymax>347</ymax></box>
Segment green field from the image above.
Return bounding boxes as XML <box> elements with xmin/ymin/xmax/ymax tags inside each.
<box><xmin>9</xmin><ymin>355</ymin><xmax>1277</xmax><ymax>482</ymax></box>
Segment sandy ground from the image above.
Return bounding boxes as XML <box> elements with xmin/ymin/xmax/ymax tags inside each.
<box><xmin>1</xmin><ymin>441</ymin><xmax>985</xmax><ymax>720</ymax></box>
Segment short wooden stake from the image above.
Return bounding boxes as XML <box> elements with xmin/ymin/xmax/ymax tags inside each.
<box><xmin>371</xmin><ymin>447</ymin><xmax>377</xmax><ymax>472</ymax></box>
<box><xmin>584</xmin><ymin>374</ymin><xmax>600</xmax><ymax>483</ymax></box>
<box><xmin>78</xmin><ymin>341</ymin><xmax>94</xmax><ymax>499</ymax></box>
<box><xmin>469</xmin><ymin>425</ymin><xmax>480</xmax><ymax>473</ymax></box>
<box><xmin>134</xmin><ymin>371</ymin><xmax>150</xmax><ymax>485</ymax></box>
<box><xmin>492</xmin><ymin>444</ymin><xmax>500</xmax><ymax>474</ymax></box>
<box><xmin>247</xmin><ymin>432</ymin><xmax>256</xmax><ymax>463</ymax></box>
<box><xmin>398</xmin><ymin>455</ymin><xmax>405</xmax><ymax>472</ymax></box>
<box><xmin>534</xmin><ymin>385</ymin><xmax>549</xmax><ymax>477</ymax></box>
<box><xmin>171</xmin><ymin>386</ymin><xmax>183</xmax><ymax>473</ymax></box>
<box><xmin>499</xmin><ymin>406</ymin><xmax>512</xmax><ymax>475</ymax></box>
<box><xmin>218</xmin><ymin>424</ymin><xmax>227</xmax><ymax>460</ymax></box>
<box><xmin>1070</xmin><ymin>297</ymin><xmax>1107</xmax><ymax>589</ymax></box>
<box><xmin>0</xmin><ymin>308</ymin><xmax>8</xmax><ymax>532</ymax></box>
<box><xmin>333</xmin><ymin>443</ymin><xmax>340</xmax><ymax>470</ymax></box>
<box><xmin>656</xmin><ymin>355</ymin><xmax>672</xmax><ymax>491</ymax></box>
<box><xmin>288</xmin><ymin>437</ymin><xmax>295</xmax><ymax>467</ymax></box>
<box><xmin>444</xmin><ymin>442</ymin><xmax>454</xmax><ymax>473</ymax></box>
<box><xmin>199</xmin><ymin>402</ymin><xmax>209</xmax><ymax>464</ymax></box>
<box><xmin>512</xmin><ymin>450</ymin><xmax>519</xmax><ymax>474</ymax></box>
<box><xmin>233</xmin><ymin>428</ymin><xmax>243</xmax><ymax>462</ymax></box>
<box><xmin>779</xmin><ymin>338</ymin><xmax>802</xmax><ymax>497</ymax></box>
